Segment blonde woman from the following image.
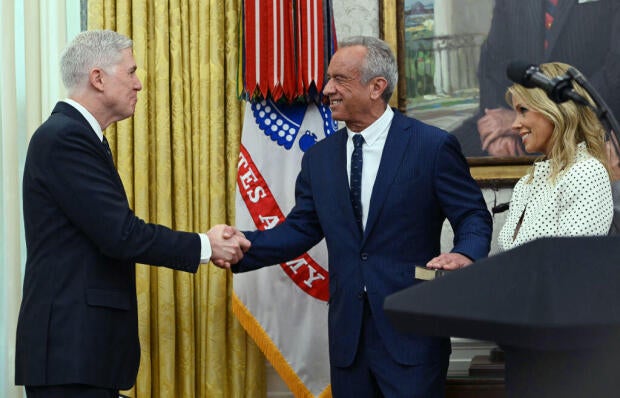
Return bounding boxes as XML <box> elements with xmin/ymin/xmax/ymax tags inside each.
<box><xmin>498</xmin><ymin>62</ymin><xmax>613</xmax><ymax>251</ymax></box>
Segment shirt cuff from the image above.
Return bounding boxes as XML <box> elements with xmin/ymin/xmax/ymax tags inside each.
<box><xmin>199</xmin><ymin>233</ymin><xmax>212</xmax><ymax>263</ymax></box>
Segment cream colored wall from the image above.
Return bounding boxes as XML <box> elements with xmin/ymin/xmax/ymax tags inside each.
<box><xmin>333</xmin><ymin>1</ymin><xmax>380</xmax><ymax>38</ymax></box>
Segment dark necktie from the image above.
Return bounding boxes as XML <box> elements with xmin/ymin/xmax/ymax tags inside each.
<box><xmin>102</xmin><ymin>135</ymin><xmax>113</xmax><ymax>159</ymax></box>
<box><xmin>544</xmin><ymin>0</ymin><xmax>559</xmax><ymax>51</ymax></box>
<box><xmin>350</xmin><ymin>134</ymin><xmax>365</xmax><ymax>231</ymax></box>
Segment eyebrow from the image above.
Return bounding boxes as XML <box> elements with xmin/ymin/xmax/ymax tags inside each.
<box><xmin>328</xmin><ymin>73</ymin><xmax>353</xmax><ymax>80</ymax></box>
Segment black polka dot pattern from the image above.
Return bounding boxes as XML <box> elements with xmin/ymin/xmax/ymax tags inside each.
<box><xmin>499</xmin><ymin>143</ymin><xmax>613</xmax><ymax>251</ymax></box>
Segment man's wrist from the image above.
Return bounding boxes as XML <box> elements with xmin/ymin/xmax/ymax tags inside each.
<box><xmin>198</xmin><ymin>233</ymin><xmax>212</xmax><ymax>263</ymax></box>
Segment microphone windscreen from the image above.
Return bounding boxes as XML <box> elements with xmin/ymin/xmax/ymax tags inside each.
<box><xmin>506</xmin><ymin>60</ymin><xmax>537</xmax><ymax>88</ymax></box>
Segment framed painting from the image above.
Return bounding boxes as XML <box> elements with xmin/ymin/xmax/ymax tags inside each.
<box><xmin>381</xmin><ymin>0</ymin><xmax>620</xmax><ymax>184</ymax></box>
<box><xmin>380</xmin><ymin>0</ymin><xmax>534</xmax><ymax>185</ymax></box>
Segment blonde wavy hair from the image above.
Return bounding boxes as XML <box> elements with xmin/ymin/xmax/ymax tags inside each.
<box><xmin>505</xmin><ymin>62</ymin><xmax>610</xmax><ymax>183</ymax></box>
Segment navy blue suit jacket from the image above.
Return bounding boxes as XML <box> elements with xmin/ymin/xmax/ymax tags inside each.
<box><xmin>16</xmin><ymin>102</ymin><xmax>201</xmax><ymax>389</ymax></box>
<box><xmin>233</xmin><ymin>109</ymin><xmax>492</xmax><ymax>368</ymax></box>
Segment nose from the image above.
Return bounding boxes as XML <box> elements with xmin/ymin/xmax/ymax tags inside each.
<box><xmin>323</xmin><ymin>79</ymin><xmax>334</xmax><ymax>96</ymax></box>
<box><xmin>135</xmin><ymin>75</ymin><xmax>143</xmax><ymax>91</ymax></box>
<box><xmin>511</xmin><ymin>115</ymin><xmax>521</xmax><ymax>131</ymax></box>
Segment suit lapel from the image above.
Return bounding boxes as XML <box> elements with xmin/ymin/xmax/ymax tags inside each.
<box><xmin>363</xmin><ymin>111</ymin><xmax>411</xmax><ymax>243</ymax></box>
<box><xmin>546</xmin><ymin>0</ymin><xmax>577</xmax><ymax>57</ymax></box>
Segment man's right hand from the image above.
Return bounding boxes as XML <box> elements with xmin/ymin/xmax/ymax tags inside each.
<box><xmin>485</xmin><ymin>135</ymin><xmax>526</xmax><ymax>157</ymax></box>
<box><xmin>207</xmin><ymin>224</ymin><xmax>251</xmax><ymax>269</ymax></box>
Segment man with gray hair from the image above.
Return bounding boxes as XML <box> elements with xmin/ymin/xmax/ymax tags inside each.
<box><xmin>15</xmin><ymin>30</ymin><xmax>249</xmax><ymax>397</ymax></box>
<box><xmin>227</xmin><ymin>36</ymin><xmax>492</xmax><ymax>397</ymax></box>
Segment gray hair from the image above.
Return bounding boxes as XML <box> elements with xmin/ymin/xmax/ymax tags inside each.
<box><xmin>60</xmin><ymin>30</ymin><xmax>133</xmax><ymax>93</ymax></box>
<box><xmin>338</xmin><ymin>36</ymin><xmax>398</xmax><ymax>103</ymax></box>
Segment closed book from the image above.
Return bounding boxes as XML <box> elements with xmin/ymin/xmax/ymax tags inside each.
<box><xmin>415</xmin><ymin>266</ymin><xmax>451</xmax><ymax>281</ymax></box>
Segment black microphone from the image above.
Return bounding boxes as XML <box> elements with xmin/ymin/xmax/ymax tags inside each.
<box><xmin>506</xmin><ymin>61</ymin><xmax>589</xmax><ymax>106</ymax></box>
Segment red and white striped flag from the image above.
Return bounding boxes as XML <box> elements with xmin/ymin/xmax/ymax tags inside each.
<box><xmin>233</xmin><ymin>99</ymin><xmax>337</xmax><ymax>397</ymax></box>
<box><xmin>240</xmin><ymin>0</ymin><xmax>336</xmax><ymax>102</ymax></box>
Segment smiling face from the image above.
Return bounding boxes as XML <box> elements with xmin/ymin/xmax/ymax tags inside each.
<box><xmin>322</xmin><ymin>45</ymin><xmax>380</xmax><ymax>132</ymax></box>
<box><xmin>511</xmin><ymin>93</ymin><xmax>555</xmax><ymax>156</ymax></box>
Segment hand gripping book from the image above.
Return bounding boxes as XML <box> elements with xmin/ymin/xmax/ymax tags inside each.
<box><xmin>415</xmin><ymin>266</ymin><xmax>451</xmax><ymax>281</ymax></box>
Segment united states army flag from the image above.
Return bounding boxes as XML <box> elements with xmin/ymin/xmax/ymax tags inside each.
<box><xmin>233</xmin><ymin>99</ymin><xmax>336</xmax><ymax>397</ymax></box>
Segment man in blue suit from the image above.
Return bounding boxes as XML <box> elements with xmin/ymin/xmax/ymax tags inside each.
<box><xmin>15</xmin><ymin>30</ymin><xmax>249</xmax><ymax>398</ymax></box>
<box><xmin>227</xmin><ymin>36</ymin><xmax>492</xmax><ymax>397</ymax></box>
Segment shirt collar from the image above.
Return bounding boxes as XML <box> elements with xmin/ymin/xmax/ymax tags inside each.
<box><xmin>62</xmin><ymin>98</ymin><xmax>104</xmax><ymax>142</ymax></box>
<box><xmin>346</xmin><ymin>106</ymin><xmax>394</xmax><ymax>145</ymax></box>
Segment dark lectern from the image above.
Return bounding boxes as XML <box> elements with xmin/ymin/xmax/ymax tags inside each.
<box><xmin>384</xmin><ymin>237</ymin><xmax>620</xmax><ymax>398</ymax></box>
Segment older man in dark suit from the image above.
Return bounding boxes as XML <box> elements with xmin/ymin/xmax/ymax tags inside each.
<box><xmin>15</xmin><ymin>30</ymin><xmax>249</xmax><ymax>398</ymax></box>
<box><xmin>226</xmin><ymin>36</ymin><xmax>492</xmax><ymax>398</ymax></box>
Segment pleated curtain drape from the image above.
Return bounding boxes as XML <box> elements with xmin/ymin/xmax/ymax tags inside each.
<box><xmin>87</xmin><ymin>1</ymin><xmax>265</xmax><ymax>397</ymax></box>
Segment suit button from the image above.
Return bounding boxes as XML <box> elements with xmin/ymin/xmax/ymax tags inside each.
<box><xmin>358</xmin><ymin>292</ymin><xmax>365</xmax><ymax>300</ymax></box>
<box><xmin>360</xmin><ymin>253</ymin><xmax>368</xmax><ymax>261</ymax></box>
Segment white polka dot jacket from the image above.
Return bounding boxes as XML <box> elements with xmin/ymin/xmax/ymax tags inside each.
<box><xmin>498</xmin><ymin>142</ymin><xmax>613</xmax><ymax>251</ymax></box>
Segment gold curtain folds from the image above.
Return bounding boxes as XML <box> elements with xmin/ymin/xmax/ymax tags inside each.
<box><xmin>88</xmin><ymin>1</ymin><xmax>265</xmax><ymax>397</ymax></box>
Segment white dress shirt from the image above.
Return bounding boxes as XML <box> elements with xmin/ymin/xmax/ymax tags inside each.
<box><xmin>62</xmin><ymin>99</ymin><xmax>212</xmax><ymax>263</ymax></box>
<box><xmin>498</xmin><ymin>142</ymin><xmax>613</xmax><ymax>251</ymax></box>
<box><xmin>346</xmin><ymin>106</ymin><xmax>394</xmax><ymax>229</ymax></box>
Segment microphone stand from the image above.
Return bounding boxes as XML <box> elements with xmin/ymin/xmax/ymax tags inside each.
<box><xmin>566</xmin><ymin>67</ymin><xmax>620</xmax><ymax>234</ymax></box>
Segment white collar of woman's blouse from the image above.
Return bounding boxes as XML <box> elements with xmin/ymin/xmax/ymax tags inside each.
<box><xmin>531</xmin><ymin>142</ymin><xmax>589</xmax><ymax>179</ymax></box>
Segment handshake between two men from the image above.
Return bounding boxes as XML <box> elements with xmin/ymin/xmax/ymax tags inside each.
<box><xmin>206</xmin><ymin>225</ymin><xmax>250</xmax><ymax>268</ymax></box>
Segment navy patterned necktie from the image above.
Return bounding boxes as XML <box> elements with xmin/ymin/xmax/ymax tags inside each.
<box><xmin>102</xmin><ymin>135</ymin><xmax>113</xmax><ymax>159</ymax></box>
<box><xmin>350</xmin><ymin>134</ymin><xmax>365</xmax><ymax>231</ymax></box>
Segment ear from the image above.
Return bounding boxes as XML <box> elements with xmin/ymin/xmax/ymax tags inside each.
<box><xmin>89</xmin><ymin>68</ymin><xmax>105</xmax><ymax>92</ymax></box>
<box><xmin>369</xmin><ymin>77</ymin><xmax>388</xmax><ymax>101</ymax></box>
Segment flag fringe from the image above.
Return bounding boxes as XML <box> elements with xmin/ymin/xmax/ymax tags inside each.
<box><xmin>233</xmin><ymin>292</ymin><xmax>330</xmax><ymax>397</ymax></box>
<box><xmin>239</xmin><ymin>0</ymin><xmax>337</xmax><ymax>103</ymax></box>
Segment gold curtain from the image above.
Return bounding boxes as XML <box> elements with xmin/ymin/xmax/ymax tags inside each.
<box><xmin>88</xmin><ymin>1</ymin><xmax>265</xmax><ymax>397</ymax></box>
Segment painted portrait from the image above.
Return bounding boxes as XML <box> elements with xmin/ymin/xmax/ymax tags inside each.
<box><xmin>382</xmin><ymin>0</ymin><xmax>620</xmax><ymax>181</ymax></box>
